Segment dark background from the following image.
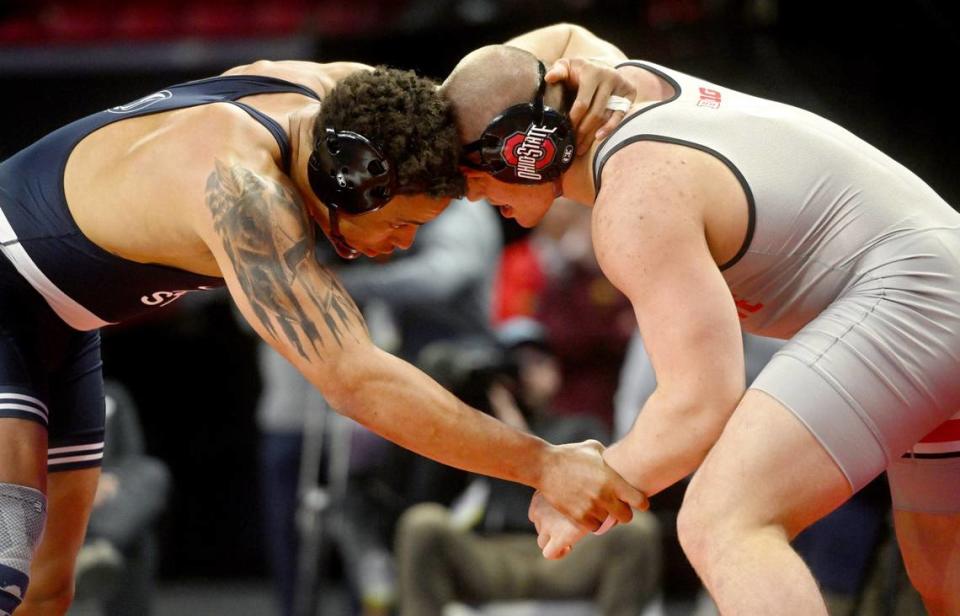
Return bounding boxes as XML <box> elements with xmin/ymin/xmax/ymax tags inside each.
<box><xmin>1</xmin><ymin>0</ymin><xmax>957</xmax><ymax>580</ymax></box>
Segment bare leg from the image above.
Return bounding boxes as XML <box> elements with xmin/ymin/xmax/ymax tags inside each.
<box><xmin>0</xmin><ymin>419</ymin><xmax>46</xmax><ymax>490</ymax></box>
<box><xmin>677</xmin><ymin>390</ymin><xmax>853</xmax><ymax>615</ymax></box>
<box><xmin>17</xmin><ymin>467</ymin><xmax>99</xmax><ymax>616</ymax></box>
<box><xmin>0</xmin><ymin>419</ymin><xmax>47</xmax><ymax>615</ymax></box>
<box><xmin>893</xmin><ymin>509</ymin><xmax>960</xmax><ymax>616</ymax></box>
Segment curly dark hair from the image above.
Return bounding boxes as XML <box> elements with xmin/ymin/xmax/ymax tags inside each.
<box><xmin>315</xmin><ymin>67</ymin><xmax>466</xmax><ymax>199</ymax></box>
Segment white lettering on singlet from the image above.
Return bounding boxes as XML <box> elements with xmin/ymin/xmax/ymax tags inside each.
<box><xmin>140</xmin><ymin>286</ymin><xmax>216</xmax><ymax>307</ymax></box>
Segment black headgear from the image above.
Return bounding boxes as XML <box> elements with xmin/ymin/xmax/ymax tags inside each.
<box><xmin>307</xmin><ymin>127</ymin><xmax>398</xmax><ymax>259</ymax></box>
<box><xmin>461</xmin><ymin>61</ymin><xmax>576</xmax><ymax>185</ymax></box>
<box><xmin>307</xmin><ymin>127</ymin><xmax>397</xmax><ymax>215</ymax></box>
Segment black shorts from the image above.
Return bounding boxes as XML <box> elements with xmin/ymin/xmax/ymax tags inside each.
<box><xmin>0</xmin><ymin>253</ymin><xmax>104</xmax><ymax>472</ymax></box>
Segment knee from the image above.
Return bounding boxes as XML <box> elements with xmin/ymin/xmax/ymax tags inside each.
<box><xmin>675</xmin><ymin>498</ymin><xmax>710</xmax><ymax>570</ymax></box>
<box><xmin>395</xmin><ymin>503</ymin><xmax>454</xmax><ymax>555</ymax></box>
<box><xmin>676</xmin><ymin>478</ymin><xmax>746</xmax><ymax>570</ymax></box>
<box><xmin>0</xmin><ymin>483</ymin><xmax>47</xmax><ymax>615</ymax></box>
<box><xmin>19</xmin><ymin>547</ymin><xmax>80</xmax><ymax>616</ymax></box>
<box><xmin>20</xmin><ymin>580</ymin><xmax>75</xmax><ymax>616</ymax></box>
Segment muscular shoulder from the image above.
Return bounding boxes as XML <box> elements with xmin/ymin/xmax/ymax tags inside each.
<box><xmin>157</xmin><ymin>102</ymin><xmax>279</xmax><ymax>190</ymax></box>
<box><xmin>593</xmin><ymin>139</ymin><xmax>748</xmax><ymax>286</ymax></box>
<box><xmin>168</xmin><ymin>104</ymin><xmax>304</xmax><ymax>246</ymax></box>
<box><xmin>203</xmin><ymin>160</ymin><xmax>310</xmax><ymax>241</ymax></box>
<box><xmin>595</xmin><ymin>141</ymin><xmax>709</xmax><ymax>225</ymax></box>
<box><xmin>222</xmin><ymin>59</ymin><xmax>373</xmax><ymax>98</ymax></box>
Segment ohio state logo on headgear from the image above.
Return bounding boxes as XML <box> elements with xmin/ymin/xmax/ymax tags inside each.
<box><xmin>500</xmin><ymin>124</ymin><xmax>558</xmax><ymax>181</ymax></box>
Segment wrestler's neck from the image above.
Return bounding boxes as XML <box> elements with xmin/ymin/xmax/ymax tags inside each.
<box><xmin>288</xmin><ymin>108</ymin><xmax>327</xmax><ymax>221</ymax></box>
<box><xmin>558</xmin><ymin>150</ymin><xmax>598</xmax><ymax>206</ymax></box>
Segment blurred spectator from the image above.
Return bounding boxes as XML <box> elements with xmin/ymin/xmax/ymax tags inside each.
<box><xmin>492</xmin><ymin>237</ymin><xmax>546</xmax><ymax>323</ymax></box>
<box><xmin>395</xmin><ymin>319</ymin><xmax>661</xmax><ymax>616</ymax></box>
<box><xmin>255</xmin><ymin>198</ymin><xmax>502</xmax><ymax>616</ymax></box>
<box><xmin>71</xmin><ymin>380</ymin><xmax>172</xmax><ymax>616</ymax></box>
<box><xmin>493</xmin><ymin>198</ymin><xmax>633</xmax><ymax>427</ymax></box>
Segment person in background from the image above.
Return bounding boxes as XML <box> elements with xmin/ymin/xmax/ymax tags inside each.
<box><xmin>72</xmin><ymin>381</ymin><xmax>171</xmax><ymax>616</ymax></box>
<box><xmin>396</xmin><ymin>318</ymin><xmax>661</xmax><ymax>616</ymax></box>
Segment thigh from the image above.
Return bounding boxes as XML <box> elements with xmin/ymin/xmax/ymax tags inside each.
<box><xmin>48</xmin><ymin>330</ymin><xmax>105</xmax><ymax>473</ymax></box>
<box><xmin>687</xmin><ymin>389</ymin><xmax>852</xmax><ymax>537</ymax></box>
<box><xmin>886</xmin><ymin>413</ymin><xmax>960</xmax><ymax>513</ymax></box>
<box><xmin>0</xmin><ymin>419</ymin><xmax>46</xmax><ymax>488</ymax></box>
<box><xmin>886</xmin><ymin>438</ymin><xmax>960</xmax><ymax>607</ymax></box>
<box><xmin>1</xmin><ymin>285</ymin><xmax>104</xmax><ymax>480</ymax></box>
<box><xmin>751</xmin><ymin>231</ymin><xmax>960</xmax><ymax>493</ymax></box>
<box><xmin>0</xmin><ymin>312</ymin><xmax>49</xmax><ymax>487</ymax></box>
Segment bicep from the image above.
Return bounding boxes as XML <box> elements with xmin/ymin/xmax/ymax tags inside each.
<box><xmin>506</xmin><ymin>23</ymin><xmax>627</xmax><ymax>64</ymax></box>
<box><xmin>595</xmin><ymin>155</ymin><xmax>744</xmax><ymax>403</ymax></box>
<box><xmin>622</xmin><ymin>238</ymin><xmax>743</xmax><ymax>401</ymax></box>
<box><xmin>505</xmin><ymin>24</ymin><xmax>572</xmax><ymax>60</ymax></box>
<box><xmin>200</xmin><ymin>160</ymin><xmax>370</xmax><ymax>374</ymax></box>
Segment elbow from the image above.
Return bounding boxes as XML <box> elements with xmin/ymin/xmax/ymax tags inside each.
<box><xmin>313</xmin><ymin>343</ymin><xmax>384</xmax><ymax>421</ymax></box>
<box><xmin>655</xmin><ymin>385</ymin><xmax>742</xmax><ymax>447</ymax></box>
<box><xmin>552</xmin><ymin>22</ymin><xmax>596</xmax><ymax>43</ymax></box>
<box><xmin>546</xmin><ymin>22</ymin><xmax>582</xmax><ymax>34</ymax></box>
<box><xmin>317</xmin><ymin>360</ymin><xmax>363</xmax><ymax>419</ymax></box>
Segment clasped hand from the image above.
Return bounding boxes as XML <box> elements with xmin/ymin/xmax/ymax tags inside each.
<box><xmin>534</xmin><ymin>439</ymin><xmax>646</xmax><ymax>559</ymax></box>
<box><xmin>545</xmin><ymin>57</ymin><xmax>637</xmax><ymax>154</ymax></box>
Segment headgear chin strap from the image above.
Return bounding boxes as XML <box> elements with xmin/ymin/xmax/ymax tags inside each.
<box><xmin>307</xmin><ymin>127</ymin><xmax>398</xmax><ymax>259</ymax></box>
<box><xmin>461</xmin><ymin>61</ymin><xmax>576</xmax><ymax>185</ymax></box>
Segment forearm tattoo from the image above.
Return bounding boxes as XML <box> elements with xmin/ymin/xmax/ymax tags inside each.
<box><xmin>205</xmin><ymin>160</ymin><xmax>364</xmax><ymax>361</ymax></box>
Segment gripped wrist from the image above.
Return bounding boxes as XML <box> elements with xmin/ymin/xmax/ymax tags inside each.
<box><xmin>529</xmin><ymin>441</ymin><xmax>561</xmax><ymax>491</ymax></box>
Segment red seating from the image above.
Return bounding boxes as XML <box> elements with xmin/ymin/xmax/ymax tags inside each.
<box><xmin>115</xmin><ymin>3</ymin><xmax>180</xmax><ymax>41</ymax></box>
<box><xmin>253</xmin><ymin>1</ymin><xmax>309</xmax><ymax>36</ymax></box>
<box><xmin>182</xmin><ymin>1</ymin><xmax>254</xmax><ymax>38</ymax></box>
<box><xmin>0</xmin><ymin>14</ymin><xmax>46</xmax><ymax>44</ymax></box>
<box><xmin>39</xmin><ymin>2</ymin><xmax>112</xmax><ymax>43</ymax></box>
<box><xmin>0</xmin><ymin>0</ymin><xmax>403</xmax><ymax>45</ymax></box>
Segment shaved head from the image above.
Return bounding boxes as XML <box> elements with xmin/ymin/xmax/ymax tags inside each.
<box><xmin>441</xmin><ymin>45</ymin><xmax>544</xmax><ymax>143</ymax></box>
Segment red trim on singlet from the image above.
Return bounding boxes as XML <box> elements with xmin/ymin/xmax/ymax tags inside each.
<box><xmin>919</xmin><ymin>419</ymin><xmax>960</xmax><ymax>443</ymax></box>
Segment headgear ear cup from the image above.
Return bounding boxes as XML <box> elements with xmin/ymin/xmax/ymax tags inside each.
<box><xmin>307</xmin><ymin>128</ymin><xmax>398</xmax><ymax>259</ymax></box>
<box><xmin>461</xmin><ymin>61</ymin><xmax>576</xmax><ymax>185</ymax></box>
<box><xmin>307</xmin><ymin>128</ymin><xmax>397</xmax><ymax>215</ymax></box>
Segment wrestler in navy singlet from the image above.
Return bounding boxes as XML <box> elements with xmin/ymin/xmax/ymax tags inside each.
<box><xmin>0</xmin><ymin>75</ymin><xmax>319</xmax><ymax>469</ymax></box>
<box><xmin>0</xmin><ymin>75</ymin><xmax>320</xmax><ymax>330</ymax></box>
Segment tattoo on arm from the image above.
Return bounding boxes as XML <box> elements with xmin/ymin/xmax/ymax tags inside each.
<box><xmin>205</xmin><ymin>160</ymin><xmax>364</xmax><ymax>361</ymax></box>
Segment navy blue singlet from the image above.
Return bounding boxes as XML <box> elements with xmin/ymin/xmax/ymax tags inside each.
<box><xmin>0</xmin><ymin>75</ymin><xmax>320</xmax><ymax>330</ymax></box>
